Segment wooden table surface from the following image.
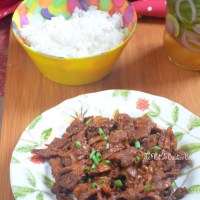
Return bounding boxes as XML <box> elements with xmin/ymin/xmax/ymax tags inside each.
<box><xmin>1</xmin><ymin>17</ymin><xmax>200</xmax><ymax>199</ymax></box>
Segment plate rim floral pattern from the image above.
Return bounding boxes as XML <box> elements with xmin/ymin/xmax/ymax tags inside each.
<box><xmin>10</xmin><ymin>89</ymin><xmax>200</xmax><ymax>200</ymax></box>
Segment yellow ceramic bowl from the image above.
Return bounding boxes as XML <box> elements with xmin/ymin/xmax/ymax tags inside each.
<box><xmin>12</xmin><ymin>0</ymin><xmax>137</xmax><ymax>85</ymax></box>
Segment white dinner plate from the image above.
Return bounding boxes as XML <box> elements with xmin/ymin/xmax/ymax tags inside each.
<box><xmin>10</xmin><ymin>90</ymin><xmax>200</xmax><ymax>200</ymax></box>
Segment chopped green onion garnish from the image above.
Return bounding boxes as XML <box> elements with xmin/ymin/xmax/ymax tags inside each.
<box><xmin>75</xmin><ymin>140</ymin><xmax>82</xmax><ymax>148</ymax></box>
<box><xmin>90</xmin><ymin>150</ymin><xmax>96</xmax><ymax>159</ymax></box>
<box><xmin>98</xmin><ymin>128</ymin><xmax>105</xmax><ymax>135</ymax></box>
<box><xmin>146</xmin><ymin>151</ymin><xmax>151</xmax><ymax>158</ymax></box>
<box><xmin>103</xmin><ymin>136</ymin><xmax>109</xmax><ymax>141</ymax></box>
<box><xmin>152</xmin><ymin>145</ymin><xmax>161</xmax><ymax>151</ymax></box>
<box><xmin>135</xmin><ymin>140</ymin><xmax>141</xmax><ymax>149</ymax></box>
<box><xmin>96</xmin><ymin>152</ymin><xmax>102</xmax><ymax>162</ymax></box>
<box><xmin>135</xmin><ymin>156</ymin><xmax>141</xmax><ymax>164</ymax></box>
<box><xmin>145</xmin><ymin>184</ymin><xmax>153</xmax><ymax>191</ymax></box>
<box><xmin>87</xmin><ymin>177</ymin><xmax>92</xmax><ymax>182</ymax></box>
<box><xmin>106</xmin><ymin>143</ymin><xmax>109</xmax><ymax>149</ymax></box>
<box><xmin>91</xmin><ymin>163</ymin><xmax>96</xmax><ymax>170</ymax></box>
<box><xmin>91</xmin><ymin>182</ymin><xmax>98</xmax><ymax>189</ymax></box>
<box><xmin>156</xmin><ymin>132</ymin><xmax>161</xmax><ymax>138</ymax></box>
<box><xmin>90</xmin><ymin>151</ymin><xmax>103</xmax><ymax>165</ymax></box>
<box><xmin>86</xmin><ymin>118</ymin><xmax>92</xmax><ymax>125</ymax></box>
<box><xmin>92</xmin><ymin>155</ymin><xmax>99</xmax><ymax>165</ymax></box>
<box><xmin>83</xmin><ymin>167</ymin><xmax>90</xmax><ymax>173</ymax></box>
<box><xmin>172</xmin><ymin>181</ymin><xmax>177</xmax><ymax>188</ymax></box>
<box><xmin>101</xmin><ymin>160</ymin><xmax>110</xmax><ymax>164</ymax></box>
<box><xmin>100</xmin><ymin>180</ymin><xmax>106</xmax><ymax>184</ymax></box>
<box><xmin>115</xmin><ymin>179</ymin><xmax>123</xmax><ymax>188</ymax></box>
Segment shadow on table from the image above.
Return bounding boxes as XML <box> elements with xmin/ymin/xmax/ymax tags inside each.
<box><xmin>99</xmin><ymin>45</ymin><xmax>200</xmax><ymax>92</ymax></box>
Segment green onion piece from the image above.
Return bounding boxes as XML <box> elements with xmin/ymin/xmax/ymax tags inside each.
<box><xmin>101</xmin><ymin>160</ymin><xmax>110</xmax><ymax>164</ymax></box>
<box><xmin>135</xmin><ymin>140</ymin><xmax>141</xmax><ymax>149</ymax></box>
<box><xmin>91</xmin><ymin>163</ymin><xmax>96</xmax><ymax>170</ymax></box>
<box><xmin>103</xmin><ymin>136</ymin><xmax>109</xmax><ymax>141</ymax></box>
<box><xmin>106</xmin><ymin>143</ymin><xmax>109</xmax><ymax>149</ymax></box>
<box><xmin>87</xmin><ymin>177</ymin><xmax>92</xmax><ymax>183</ymax></box>
<box><xmin>135</xmin><ymin>156</ymin><xmax>141</xmax><ymax>164</ymax></box>
<box><xmin>172</xmin><ymin>181</ymin><xmax>177</xmax><ymax>188</ymax></box>
<box><xmin>90</xmin><ymin>150</ymin><xmax>96</xmax><ymax>159</ymax></box>
<box><xmin>145</xmin><ymin>184</ymin><xmax>153</xmax><ymax>191</ymax></box>
<box><xmin>96</xmin><ymin>152</ymin><xmax>102</xmax><ymax>162</ymax></box>
<box><xmin>115</xmin><ymin>179</ymin><xmax>123</xmax><ymax>188</ymax></box>
<box><xmin>91</xmin><ymin>182</ymin><xmax>98</xmax><ymax>189</ymax></box>
<box><xmin>83</xmin><ymin>167</ymin><xmax>90</xmax><ymax>173</ymax></box>
<box><xmin>86</xmin><ymin>118</ymin><xmax>92</xmax><ymax>125</ymax></box>
<box><xmin>156</xmin><ymin>132</ymin><xmax>161</xmax><ymax>138</ymax></box>
<box><xmin>75</xmin><ymin>140</ymin><xmax>82</xmax><ymax>148</ymax></box>
<box><xmin>100</xmin><ymin>180</ymin><xmax>106</xmax><ymax>184</ymax></box>
<box><xmin>98</xmin><ymin>128</ymin><xmax>105</xmax><ymax>136</ymax></box>
<box><xmin>146</xmin><ymin>151</ymin><xmax>151</xmax><ymax>158</ymax></box>
<box><xmin>92</xmin><ymin>155</ymin><xmax>99</xmax><ymax>165</ymax></box>
<box><xmin>152</xmin><ymin>145</ymin><xmax>161</xmax><ymax>151</ymax></box>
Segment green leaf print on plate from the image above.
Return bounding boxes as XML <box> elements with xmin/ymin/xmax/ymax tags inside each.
<box><xmin>188</xmin><ymin>116</ymin><xmax>200</xmax><ymax>130</ymax></box>
<box><xmin>36</xmin><ymin>192</ymin><xmax>44</xmax><ymax>200</ymax></box>
<box><xmin>112</xmin><ymin>90</ymin><xmax>130</xmax><ymax>100</ymax></box>
<box><xmin>28</xmin><ymin>115</ymin><xmax>42</xmax><ymax>130</ymax></box>
<box><xmin>13</xmin><ymin>171</ymin><xmax>52</xmax><ymax>199</ymax></box>
<box><xmin>188</xmin><ymin>185</ymin><xmax>200</xmax><ymax>194</ymax></box>
<box><xmin>174</xmin><ymin>132</ymin><xmax>184</xmax><ymax>141</ymax></box>
<box><xmin>11</xmin><ymin>157</ymin><xmax>20</xmax><ymax>164</ymax></box>
<box><xmin>42</xmin><ymin>175</ymin><xmax>55</xmax><ymax>189</ymax></box>
<box><xmin>15</xmin><ymin>144</ymin><xmax>38</xmax><ymax>153</ymax></box>
<box><xmin>10</xmin><ymin>90</ymin><xmax>200</xmax><ymax>200</ymax></box>
<box><xmin>180</xmin><ymin>143</ymin><xmax>200</xmax><ymax>155</ymax></box>
<box><xmin>41</xmin><ymin>128</ymin><xmax>52</xmax><ymax>144</ymax></box>
<box><xmin>146</xmin><ymin>102</ymin><xmax>160</xmax><ymax>117</ymax></box>
<box><xmin>13</xmin><ymin>186</ymin><xmax>35</xmax><ymax>198</ymax></box>
<box><xmin>26</xmin><ymin>169</ymin><xmax>36</xmax><ymax>188</ymax></box>
<box><xmin>172</xmin><ymin>106</ymin><xmax>179</xmax><ymax>123</ymax></box>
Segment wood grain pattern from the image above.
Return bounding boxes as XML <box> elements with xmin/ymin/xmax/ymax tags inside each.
<box><xmin>1</xmin><ymin>17</ymin><xmax>200</xmax><ymax>200</ymax></box>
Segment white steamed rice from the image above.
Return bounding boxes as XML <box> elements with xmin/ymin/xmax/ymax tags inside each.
<box><xmin>20</xmin><ymin>6</ymin><xmax>125</xmax><ymax>58</ymax></box>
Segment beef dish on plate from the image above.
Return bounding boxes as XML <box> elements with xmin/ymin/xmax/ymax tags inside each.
<box><xmin>32</xmin><ymin>113</ymin><xmax>190</xmax><ymax>200</ymax></box>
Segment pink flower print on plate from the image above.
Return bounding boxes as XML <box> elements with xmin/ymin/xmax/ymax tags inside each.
<box><xmin>136</xmin><ymin>98</ymin><xmax>150</xmax><ymax>111</ymax></box>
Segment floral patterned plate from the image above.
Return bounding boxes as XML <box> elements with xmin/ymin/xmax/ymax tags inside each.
<box><xmin>10</xmin><ymin>90</ymin><xmax>200</xmax><ymax>200</ymax></box>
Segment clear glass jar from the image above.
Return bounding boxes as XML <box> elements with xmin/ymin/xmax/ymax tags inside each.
<box><xmin>164</xmin><ymin>0</ymin><xmax>200</xmax><ymax>70</ymax></box>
